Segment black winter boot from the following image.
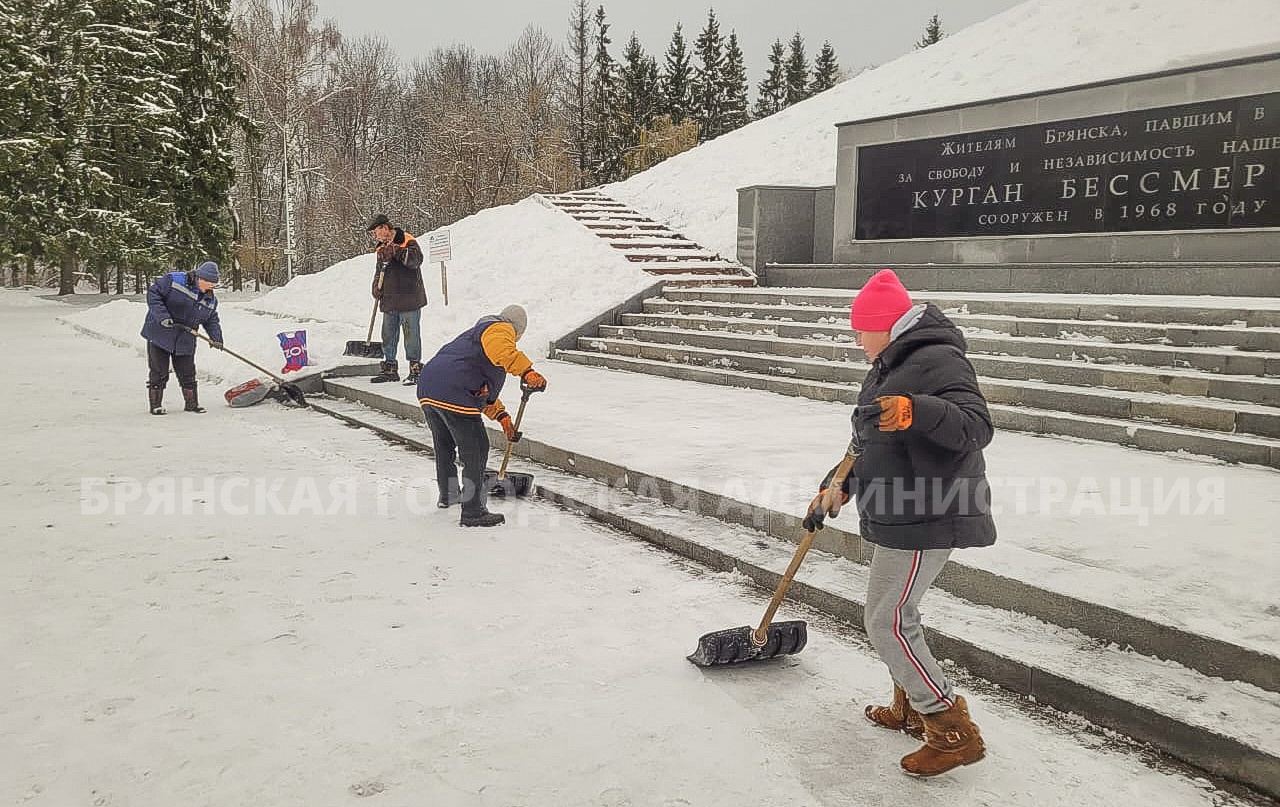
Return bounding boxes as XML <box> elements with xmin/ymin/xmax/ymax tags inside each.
<box><xmin>148</xmin><ymin>386</ymin><xmax>166</xmax><ymax>415</ymax></box>
<box><xmin>182</xmin><ymin>386</ymin><xmax>206</xmax><ymax>413</ymax></box>
<box><xmin>437</xmin><ymin>479</ymin><xmax>461</xmax><ymax>508</ymax></box>
<box><xmin>460</xmin><ymin>511</ymin><xmax>505</xmax><ymax>527</ymax></box>
<box><xmin>404</xmin><ymin>361</ymin><xmax>423</xmax><ymax>384</ymax></box>
<box><xmin>371</xmin><ymin>361</ymin><xmax>399</xmax><ymax>383</ymax></box>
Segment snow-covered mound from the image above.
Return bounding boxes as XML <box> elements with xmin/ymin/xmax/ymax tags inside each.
<box><xmin>608</xmin><ymin>0</ymin><xmax>1280</xmax><ymax>257</ymax></box>
<box><xmin>66</xmin><ymin>196</ymin><xmax>653</xmax><ymax>372</ymax></box>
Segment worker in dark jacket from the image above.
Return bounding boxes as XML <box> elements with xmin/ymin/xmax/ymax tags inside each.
<box><xmin>417</xmin><ymin>304</ymin><xmax>547</xmax><ymax>527</ymax></box>
<box><xmin>366</xmin><ymin>213</ymin><xmax>427</xmax><ymax>383</ymax></box>
<box><xmin>140</xmin><ymin>261</ymin><xmax>224</xmax><ymax>415</ymax></box>
<box><xmin>804</xmin><ymin>269</ymin><xmax>995</xmax><ymax>777</ymax></box>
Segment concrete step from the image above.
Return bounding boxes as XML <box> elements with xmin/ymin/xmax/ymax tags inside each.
<box><xmin>640</xmin><ymin>263</ymin><xmax>753</xmax><ymax>276</ymax></box>
<box><xmin>601</xmin><ymin>321</ymin><xmax>1280</xmax><ymax>387</ymax></box>
<box><xmin>609</xmin><ymin>242</ymin><xmax>706</xmax><ymax>251</ymax></box>
<box><xmin>762</xmin><ymin>262</ymin><xmax>1280</xmax><ymax>298</ymax></box>
<box><xmin>624</xmin><ymin>253</ymin><xmax>722</xmax><ymax>263</ymax></box>
<box><xmin>660</xmin><ymin>287</ymin><xmax>1280</xmax><ymax>329</ymax></box>
<box><xmin>578</xmin><ymin>335</ymin><xmax>1280</xmax><ymax>435</ymax></box>
<box><xmin>659</xmin><ymin>276</ymin><xmax>758</xmax><ymax>288</ymax></box>
<box><xmin>547</xmin><ymin>201</ymin><xmax>631</xmax><ymax>208</ymax></box>
<box><xmin>616</xmin><ymin>312</ymin><xmax>1280</xmax><ymax>376</ymax></box>
<box><xmin>959</xmin><ymin>315</ymin><xmax>1280</xmax><ymax>353</ymax></box>
<box><xmin>584</xmin><ymin>223</ymin><xmax>667</xmax><ymax>231</ymax></box>
<box><xmin>310</xmin><ymin>386</ymin><xmax>1280</xmax><ymax>798</ymax></box>
<box><xmin>556</xmin><ymin>350</ymin><xmax>1280</xmax><ymax>468</ymax></box>
<box><xmin>642</xmin><ymin>297</ymin><xmax>1280</xmax><ymax>351</ymax></box>
<box><xmin>568</xmin><ymin>212</ymin><xmax>653</xmax><ymax>222</ymax></box>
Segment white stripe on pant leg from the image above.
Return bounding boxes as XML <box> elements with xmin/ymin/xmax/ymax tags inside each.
<box><xmin>893</xmin><ymin>550</ymin><xmax>954</xmax><ymax>710</ymax></box>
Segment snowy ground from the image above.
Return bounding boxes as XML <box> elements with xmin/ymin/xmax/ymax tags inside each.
<box><xmin>9</xmin><ymin>0</ymin><xmax>1280</xmax><ymax>800</ymax></box>
<box><xmin>1</xmin><ymin>291</ymin><xmax>1262</xmax><ymax>807</ymax></box>
<box><xmin>57</xmin><ymin>285</ymin><xmax>1280</xmax><ymax>658</ymax></box>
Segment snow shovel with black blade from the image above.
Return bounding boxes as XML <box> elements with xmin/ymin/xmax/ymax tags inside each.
<box><xmin>687</xmin><ymin>450</ymin><xmax>857</xmax><ymax>667</ymax></box>
<box><xmin>485</xmin><ymin>383</ymin><xmax>537</xmax><ymax>498</ymax></box>
<box><xmin>343</xmin><ymin>268</ymin><xmax>385</xmax><ymax>358</ymax></box>
<box><xmin>188</xmin><ymin>327</ymin><xmax>309</xmax><ymax>408</ymax></box>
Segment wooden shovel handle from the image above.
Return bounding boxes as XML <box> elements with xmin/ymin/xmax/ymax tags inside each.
<box><xmin>366</xmin><ymin>269</ymin><xmax>384</xmax><ymax>343</ymax></box>
<box><xmin>752</xmin><ymin>451</ymin><xmax>857</xmax><ymax>645</ymax></box>
<box><xmin>496</xmin><ymin>388</ymin><xmax>534</xmax><ymax>479</ymax></box>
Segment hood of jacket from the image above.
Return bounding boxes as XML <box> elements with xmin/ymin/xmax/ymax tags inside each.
<box><xmin>876</xmin><ymin>303</ymin><xmax>967</xmax><ymax>370</ymax></box>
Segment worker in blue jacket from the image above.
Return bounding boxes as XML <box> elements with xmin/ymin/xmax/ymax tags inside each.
<box><xmin>140</xmin><ymin>261</ymin><xmax>224</xmax><ymax>414</ymax></box>
<box><xmin>417</xmin><ymin>304</ymin><xmax>547</xmax><ymax>527</ymax></box>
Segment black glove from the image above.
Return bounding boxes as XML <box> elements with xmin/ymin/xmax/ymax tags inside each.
<box><xmin>802</xmin><ymin>500</ymin><xmax>826</xmax><ymax>532</ymax></box>
<box><xmin>161</xmin><ymin>318</ymin><xmax>174</xmax><ymax>328</ymax></box>
<box><xmin>211</xmin><ymin>341</ymin><xmax>225</xmax><ymax>350</ymax></box>
<box><xmin>855</xmin><ymin>403</ymin><xmax>883</xmax><ymax>444</ymax></box>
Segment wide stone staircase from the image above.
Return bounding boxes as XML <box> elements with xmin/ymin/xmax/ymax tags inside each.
<box><xmin>555</xmin><ymin>262</ymin><xmax>1280</xmax><ymax>468</ymax></box>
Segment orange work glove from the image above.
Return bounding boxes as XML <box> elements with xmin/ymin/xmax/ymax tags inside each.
<box><xmin>497</xmin><ymin>411</ymin><xmax>520</xmax><ymax>442</ymax></box>
<box><xmin>873</xmin><ymin>395</ymin><xmax>913</xmax><ymax>431</ymax></box>
<box><xmin>521</xmin><ymin>368</ymin><xmax>547</xmax><ymax>392</ymax></box>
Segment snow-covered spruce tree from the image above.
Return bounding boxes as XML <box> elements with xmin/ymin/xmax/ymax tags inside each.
<box><xmin>83</xmin><ymin>0</ymin><xmax>183</xmax><ymax>290</ymax></box>
<box><xmin>617</xmin><ymin>33</ymin><xmax>660</xmax><ymax>175</ymax></box>
<box><xmin>586</xmin><ymin>6</ymin><xmax>622</xmax><ymax>184</ymax></box>
<box><xmin>35</xmin><ymin>0</ymin><xmax>171</xmax><ymax>293</ymax></box>
<box><xmin>752</xmin><ymin>38</ymin><xmax>787</xmax><ymax>119</ymax></box>
<box><xmin>659</xmin><ymin>23</ymin><xmax>693</xmax><ymax>125</ymax></box>
<box><xmin>157</xmin><ymin>0</ymin><xmax>241</xmax><ymax>272</ymax></box>
<box><xmin>690</xmin><ymin>9</ymin><xmax>725</xmax><ymax>141</ymax></box>
<box><xmin>0</xmin><ymin>0</ymin><xmax>47</xmax><ymax>277</ymax></box>
<box><xmin>720</xmin><ymin>31</ymin><xmax>749</xmax><ymax>134</ymax></box>
<box><xmin>810</xmin><ymin>41</ymin><xmax>840</xmax><ymax>94</ymax></box>
<box><xmin>784</xmin><ymin>31</ymin><xmax>809</xmax><ymax>106</ymax></box>
<box><xmin>917</xmin><ymin>14</ymin><xmax>944</xmax><ymax>48</ymax></box>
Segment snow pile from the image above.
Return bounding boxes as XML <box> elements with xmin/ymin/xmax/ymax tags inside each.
<box><xmin>249</xmin><ymin>197</ymin><xmax>653</xmax><ymax>357</ymax></box>
<box><xmin>66</xmin><ymin>197</ymin><xmax>654</xmax><ymax>376</ymax></box>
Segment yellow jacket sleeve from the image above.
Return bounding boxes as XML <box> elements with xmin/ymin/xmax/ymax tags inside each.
<box><xmin>480</xmin><ymin>322</ymin><xmax>534</xmax><ymax>377</ymax></box>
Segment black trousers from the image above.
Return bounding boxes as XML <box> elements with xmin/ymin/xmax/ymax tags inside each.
<box><xmin>147</xmin><ymin>342</ymin><xmax>196</xmax><ymax>389</ymax></box>
<box><xmin>422</xmin><ymin>405</ymin><xmax>491</xmax><ymax>518</ymax></box>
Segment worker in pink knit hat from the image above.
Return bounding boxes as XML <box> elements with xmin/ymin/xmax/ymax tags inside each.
<box><xmin>805</xmin><ymin>268</ymin><xmax>997</xmax><ymax>777</ymax></box>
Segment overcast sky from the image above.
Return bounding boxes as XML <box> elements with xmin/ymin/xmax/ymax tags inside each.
<box><xmin>307</xmin><ymin>0</ymin><xmax>1027</xmax><ymax>84</ymax></box>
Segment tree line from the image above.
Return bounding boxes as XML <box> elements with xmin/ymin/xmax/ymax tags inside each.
<box><xmin>0</xmin><ymin>0</ymin><xmax>238</xmax><ymax>294</ymax></box>
<box><xmin>1</xmin><ymin>0</ymin><xmax>944</xmax><ymax>292</ymax></box>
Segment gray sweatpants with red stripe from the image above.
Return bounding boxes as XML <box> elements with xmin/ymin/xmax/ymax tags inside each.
<box><xmin>864</xmin><ymin>544</ymin><xmax>956</xmax><ymax>715</ymax></box>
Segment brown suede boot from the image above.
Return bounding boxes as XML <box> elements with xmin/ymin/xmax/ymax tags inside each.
<box><xmin>900</xmin><ymin>695</ymin><xmax>985</xmax><ymax>776</ymax></box>
<box><xmin>865</xmin><ymin>685</ymin><xmax>925</xmax><ymax>740</ymax></box>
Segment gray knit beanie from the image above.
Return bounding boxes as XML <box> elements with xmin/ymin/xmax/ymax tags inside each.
<box><xmin>500</xmin><ymin>304</ymin><xmax>527</xmax><ymax>339</ymax></box>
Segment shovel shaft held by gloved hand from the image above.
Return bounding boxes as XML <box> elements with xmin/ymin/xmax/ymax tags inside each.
<box><xmin>345</xmin><ymin>268</ymin><xmax>385</xmax><ymax>358</ymax></box>
<box><xmin>187</xmin><ymin>327</ymin><xmax>308</xmax><ymax>408</ymax></box>
<box><xmin>687</xmin><ymin>450</ymin><xmax>857</xmax><ymax>667</ymax></box>
<box><xmin>497</xmin><ymin>387</ymin><xmax>533</xmax><ymax>480</ymax></box>
<box><xmin>368</xmin><ymin>268</ymin><xmax>384</xmax><ymax>342</ymax></box>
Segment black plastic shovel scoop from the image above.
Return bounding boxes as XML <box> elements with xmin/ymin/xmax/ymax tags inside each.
<box><xmin>484</xmin><ymin>384</ymin><xmax>536</xmax><ymax>498</ymax></box>
<box><xmin>688</xmin><ymin>451</ymin><xmax>856</xmax><ymax>667</ymax></box>
<box><xmin>188</xmin><ymin>328</ymin><xmax>308</xmax><ymax>408</ymax></box>
<box><xmin>686</xmin><ymin>528</ymin><xmax>815</xmax><ymax>666</ymax></box>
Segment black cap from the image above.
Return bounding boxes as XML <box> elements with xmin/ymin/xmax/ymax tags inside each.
<box><xmin>365</xmin><ymin>213</ymin><xmax>391</xmax><ymax>231</ymax></box>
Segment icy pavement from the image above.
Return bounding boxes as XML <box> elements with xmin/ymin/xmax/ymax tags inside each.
<box><xmin>1</xmin><ymin>290</ymin><xmax>1267</xmax><ymax>805</ymax></box>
